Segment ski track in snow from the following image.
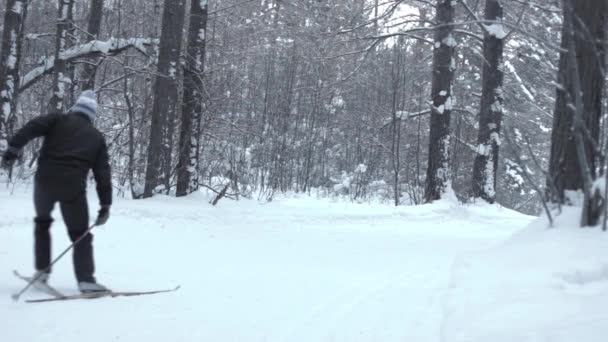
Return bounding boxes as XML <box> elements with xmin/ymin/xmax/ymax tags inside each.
<box><xmin>0</xmin><ymin>187</ymin><xmax>532</xmax><ymax>342</ymax></box>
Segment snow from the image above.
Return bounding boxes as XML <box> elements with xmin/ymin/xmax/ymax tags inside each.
<box><xmin>60</xmin><ymin>2</ymin><xmax>69</xmax><ymax>20</ymax></box>
<box><xmin>1</xmin><ymin>186</ymin><xmax>606</xmax><ymax>341</ymax></box>
<box><xmin>444</xmin><ymin>96</ymin><xmax>453</xmax><ymax>111</ymax></box>
<box><xmin>2</xmin><ymin>102</ymin><xmax>11</xmax><ymax>117</ymax></box>
<box><xmin>12</xmin><ymin>1</ymin><xmax>23</xmax><ymax>14</ymax></box>
<box><xmin>484</xmin><ymin>23</ymin><xmax>507</xmax><ymax>39</ymax></box>
<box><xmin>63</xmin><ymin>38</ymin><xmax>154</xmax><ymax>59</ymax></box>
<box><xmin>483</xmin><ymin>152</ymin><xmax>496</xmax><ymax>198</ymax></box>
<box><xmin>6</xmin><ymin>55</ymin><xmax>17</xmax><ymax>69</ymax></box>
<box><xmin>7</xmin><ymin>31</ymin><xmax>18</xmax><ymax>69</ymax></box>
<box><xmin>592</xmin><ymin>177</ymin><xmax>606</xmax><ymax>195</ymax></box>
<box><xmin>505</xmin><ymin>159</ymin><xmax>525</xmax><ymax>187</ymax></box>
<box><xmin>476</xmin><ymin>143</ymin><xmax>489</xmax><ymax>156</ymax></box>
<box><xmin>490</xmin><ymin>131</ymin><xmax>501</xmax><ymax>146</ymax></box>
<box><xmin>442</xmin><ymin>34</ymin><xmax>457</xmax><ymax>47</ymax></box>
<box><xmin>505</xmin><ymin>61</ymin><xmax>535</xmax><ymax>101</ymax></box>
<box><xmin>490</xmin><ymin>100</ymin><xmax>502</xmax><ymax>113</ymax></box>
<box><xmin>355</xmin><ymin>163</ymin><xmax>367</xmax><ymax>173</ymax></box>
<box><xmin>395</xmin><ymin>110</ymin><xmax>408</xmax><ymax>119</ymax></box>
<box><xmin>444</xmin><ymin>207</ymin><xmax>608</xmax><ymax>342</ymax></box>
<box><xmin>20</xmin><ymin>38</ymin><xmax>156</xmax><ymax>90</ymax></box>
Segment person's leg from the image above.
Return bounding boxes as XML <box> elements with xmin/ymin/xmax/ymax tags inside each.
<box><xmin>59</xmin><ymin>192</ymin><xmax>95</xmax><ymax>283</ymax></box>
<box><xmin>33</xmin><ymin>182</ymin><xmax>55</xmax><ymax>274</ymax></box>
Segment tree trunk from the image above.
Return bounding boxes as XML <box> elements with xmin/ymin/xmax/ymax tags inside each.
<box><xmin>548</xmin><ymin>0</ymin><xmax>606</xmax><ymax>226</ymax></box>
<box><xmin>472</xmin><ymin>0</ymin><xmax>505</xmax><ymax>203</ymax></box>
<box><xmin>390</xmin><ymin>41</ymin><xmax>404</xmax><ymax>206</ymax></box>
<box><xmin>424</xmin><ymin>0</ymin><xmax>455</xmax><ymax>202</ymax></box>
<box><xmin>78</xmin><ymin>0</ymin><xmax>105</xmax><ymax>91</ymax></box>
<box><xmin>176</xmin><ymin>0</ymin><xmax>208</xmax><ymax>197</ymax></box>
<box><xmin>0</xmin><ymin>0</ymin><xmax>28</xmax><ymax>154</ymax></box>
<box><xmin>143</xmin><ymin>0</ymin><xmax>186</xmax><ymax>198</ymax></box>
<box><xmin>49</xmin><ymin>0</ymin><xmax>75</xmax><ymax>112</ymax></box>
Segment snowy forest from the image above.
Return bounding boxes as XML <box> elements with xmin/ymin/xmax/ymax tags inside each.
<box><xmin>0</xmin><ymin>0</ymin><xmax>606</xmax><ymax>219</ymax></box>
<box><xmin>1</xmin><ymin>0</ymin><xmax>608</xmax><ymax>340</ymax></box>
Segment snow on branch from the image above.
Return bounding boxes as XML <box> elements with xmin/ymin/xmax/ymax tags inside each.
<box><xmin>20</xmin><ymin>37</ymin><xmax>158</xmax><ymax>92</ymax></box>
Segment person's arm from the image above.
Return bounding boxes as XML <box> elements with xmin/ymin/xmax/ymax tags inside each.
<box><xmin>2</xmin><ymin>113</ymin><xmax>61</xmax><ymax>168</ymax></box>
<box><xmin>8</xmin><ymin>113</ymin><xmax>61</xmax><ymax>151</ymax></box>
<box><xmin>93</xmin><ymin>138</ymin><xmax>113</xmax><ymax>207</ymax></box>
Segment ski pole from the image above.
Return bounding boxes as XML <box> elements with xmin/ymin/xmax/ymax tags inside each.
<box><xmin>11</xmin><ymin>223</ymin><xmax>97</xmax><ymax>302</ymax></box>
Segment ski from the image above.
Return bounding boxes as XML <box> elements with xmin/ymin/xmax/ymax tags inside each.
<box><xmin>13</xmin><ymin>270</ymin><xmax>66</xmax><ymax>298</ymax></box>
<box><xmin>25</xmin><ymin>285</ymin><xmax>181</xmax><ymax>303</ymax></box>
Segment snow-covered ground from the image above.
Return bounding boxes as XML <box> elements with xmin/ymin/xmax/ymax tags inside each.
<box><xmin>1</xmin><ymin>185</ymin><xmax>606</xmax><ymax>341</ymax></box>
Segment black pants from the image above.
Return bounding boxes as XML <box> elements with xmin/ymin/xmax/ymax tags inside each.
<box><xmin>34</xmin><ymin>181</ymin><xmax>95</xmax><ymax>283</ymax></box>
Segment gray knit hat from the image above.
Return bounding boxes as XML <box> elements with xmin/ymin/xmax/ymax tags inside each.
<box><xmin>70</xmin><ymin>90</ymin><xmax>98</xmax><ymax>122</ymax></box>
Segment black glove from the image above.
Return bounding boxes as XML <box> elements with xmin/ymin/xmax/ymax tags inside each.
<box><xmin>95</xmin><ymin>205</ymin><xmax>110</xmax><ymax>226</ymax></box>
<box><xmin>1</xmin><ymin>148</ymin><xmax>19</xmax><ymax>169</ymax></box>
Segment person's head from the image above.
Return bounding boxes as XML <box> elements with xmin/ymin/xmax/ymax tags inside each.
<box><xmin>70</xmin><ymin>90</ymin><xmax>98</xmax><ymax>122</ymax></box>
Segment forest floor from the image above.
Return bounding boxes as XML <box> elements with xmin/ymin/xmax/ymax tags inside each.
<box><xmin>1</xmin><ymin>185</ymin><xmax>606</xmax><ymax>342</ymax></box>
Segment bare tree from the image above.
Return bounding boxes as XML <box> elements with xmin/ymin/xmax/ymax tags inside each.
<box><xmin>48</xmin><ymin>0</ymin><xmax>74</xmax><ymax>112</ymax></box>
<box><xmin>388</xmin><ymin>39</ymin><xmax>406</xmax><ymax>206</ymax></box>
<box><xmin>176</xmin><ymin>0</ymin><xmax>209</xmax><ymax>197</ymax></box>
<box><xmin>548</xmin><ymin>0</ymin><xmax>606</xmax><ymax>226</ymax></box>
<box><xmin>78</xmin><ymin>0</ymin><xmax>105</xmax><ymax>91</ymax></box>
<box><xmin>0</xmin><ymin>0</ymin><xmax>29</xmax><ymax>155</ymax></box>
<box><xmin>143</xmin><ymin>0</ymin><xmax>187</xmax><ymax>198</ymax></box>
<box><xmin>1</xmin><ymin>0</ymin><xmax>574</xmax><ymax>213</ymax></box>
<box><xmin>424</xmin><ymin>0</ymin><xmax>456</xmax><ymax>202</ymax></box>
<box><xmin>471</xmin><ymin>0</ymin><xmax>505</xmax><ymax>203</ymax></box>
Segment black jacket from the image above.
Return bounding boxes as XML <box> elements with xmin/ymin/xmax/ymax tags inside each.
<box><xmin>9</xmin><ymin>112</ymin><xmax>112</xmax><ymax>206</ymax></box>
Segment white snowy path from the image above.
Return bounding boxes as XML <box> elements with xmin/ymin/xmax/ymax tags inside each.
<box><xmin>1</xmin><ymin>188</ymin><xmax>532</xmax><ymax>342</ymax></box>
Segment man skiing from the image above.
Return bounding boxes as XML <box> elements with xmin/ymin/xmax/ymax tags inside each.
<box><xmin>1</xmin><ymin>90</ymin><xmax>112</xmax><ymax>293</ymax></box>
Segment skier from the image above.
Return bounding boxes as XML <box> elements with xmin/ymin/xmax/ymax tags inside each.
<box><xmin>1</xmin><ymin>90</ymin><xmax>112</xmax><ymax>293</ymax></box>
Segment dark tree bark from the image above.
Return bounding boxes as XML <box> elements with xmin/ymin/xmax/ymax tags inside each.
<box><xmin>176</xmin><ymin>0</ymin><xmax>209</xmax><ymax>197</ymax></box>
<box><xmin>78</xmin><ymin>0</ymin><xmax>105</xmax><ymax>91</ymax></box>
<box><xmin>548</xmin><ymin>0</ymin><xmax>606</xmax><ymax>226</ymax></box>
<box><xmin>48</xmin><ymin>0</ymin><xmax>75</xmax><ymax>112</ymax></box>
<box><xmin>390</xmin><ymin>40</ymin><xmax>404</xmax><ymax>206</ymax></box>
<box><xmin>143</xmin><ymin>0</ymin><xmax>187</xmax><ymax>198</ymax></box>
<box><xmin>472</xmin><ymin>0</ymin><xmax>505</xmax><ymax>203</ymax></box>
<box><xmin>0</xmin><ymin>0</ymin><xmax>28</xmax><ymax>154</ymax></box>
<box><xmin>424</xmin><ymin>0</ymin><xmax>455</xmax><ymax>202</ymax></box>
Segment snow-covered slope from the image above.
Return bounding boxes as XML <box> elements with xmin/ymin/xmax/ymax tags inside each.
<box><xmin>444</xmin><ymin>207</ymin><xmax>608</xmax><ymax>342</ymax></box>
<box><xmin>1</xmin><ymin>186</ymin><xmax>603</xmax><ymax>341</ymax></box>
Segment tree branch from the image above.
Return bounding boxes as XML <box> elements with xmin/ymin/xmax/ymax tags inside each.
<box><xmin>19</xmin><ymin>37</ymin><xmax>158</xmax><ymax>92</ymax></box>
